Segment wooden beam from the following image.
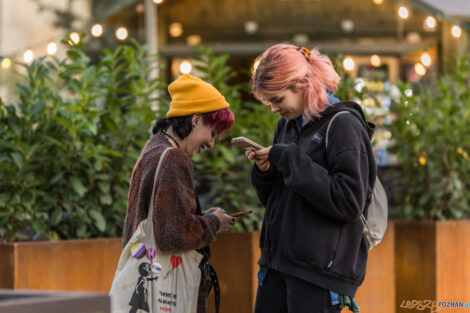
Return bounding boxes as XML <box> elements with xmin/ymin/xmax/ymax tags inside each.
<box><xmin>159</xmin><ymin>39</ymin><xmax>438</xmax><ymax>57</ymax></box>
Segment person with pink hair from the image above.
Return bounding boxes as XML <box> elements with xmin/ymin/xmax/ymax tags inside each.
<box><xmin>245</xmin><ymin>44</ymin><xmax>377</xmax><ymax>312</ymax></box>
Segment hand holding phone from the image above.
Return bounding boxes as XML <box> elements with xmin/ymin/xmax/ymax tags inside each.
<box><xmin>231</xmin><ymin>137</ymin><xmax>264</xmax><ymax>150</ymax></box>
<box><xmin>245</xmin><ymin>146</ymin><xmax>272</xmax><ymax>172</ymax></box>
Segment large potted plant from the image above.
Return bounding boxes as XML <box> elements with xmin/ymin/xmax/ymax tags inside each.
<box><xmin>0</xmin><ymin>36</ymin><xmax>162</xmax><ymax>291</ymax></box>
<box><xmin>390</xmin><ymin>55</ymin><xmax>470</xmax><ymax>312</ymax></box>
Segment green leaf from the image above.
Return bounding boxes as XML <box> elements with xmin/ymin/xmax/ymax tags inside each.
<box><xmin>76</xmin><ymin>223</ymin><xmax>87</xmax><ymax>238</ymax></box>
<box><xmin>49</xmin><ymin>171</ymin><xmax>65</xmax><ymax>185</ymax></box>
<box><xmin>97</xmin><ymin>182</ymin><xmax>110</xmax><ymax>193</ymax></box>
<box><xmin>70</xmin><ymin>177</ymin><xmax>86</xmax><ymax>197</ymax></box>
<box><xmin>10</xmin><ymin>152</ymin><xmax>23</xmax><ymax>169</ymax></box>
<box><xmin>31</xmin><ymin>101</ymin><xmax>46</xmax><ymax>115</ymax></box>
<box><xmin>89</xmin><ymin>210</ymin><xmax>106</xmax><ymax>232</ymax></box>
<box><xmin>99</xmin><ymin>194</ymin><xmax>112</xmax><ymax>205</ymax></box>
<box><xmin>50</xmin><ymin>207</ymin><xmax>62</xmax><ymax>226</ymax></box>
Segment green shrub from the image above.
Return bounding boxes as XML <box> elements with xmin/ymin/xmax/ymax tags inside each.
<box><xmin>390</xmin><ymin>55</ymin><xmax>470</xmax><ymax>220</ymax></box>
<box><xmin>0</xmin><ymin>38</ymin><xmax>163</xmax><ymax>241</ymax></box>
<box><xmin>0</xmin><ymin>41</ymin><xmax>368</xmax><ymax>240</ymax></box>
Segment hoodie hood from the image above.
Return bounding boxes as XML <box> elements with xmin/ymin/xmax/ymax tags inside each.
<box><xmin>320</xmin><ymin>101</ymin><xmax>376</xmax><ymax>140</ymax></box>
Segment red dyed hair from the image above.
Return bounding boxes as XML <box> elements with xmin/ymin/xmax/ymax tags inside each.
<box><xmin>252</xmin><ymin>43</ymin><xmax>340</xmax><ymax>118</ymax></box>
<box><xmin>202</xmin><ymin>108</ymin><xmax>234</xmax><ymax>135</ymax></box>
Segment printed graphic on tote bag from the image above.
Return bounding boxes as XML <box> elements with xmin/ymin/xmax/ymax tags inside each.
<box><xmin>129</xmin><ymin>262</ymin><xmax>159</xmax><ymax>313</ymax></box>
<box><xmin>163</xmin><ymin>255</ymin><xmax>182</xmax><ymax>279</ymax></box>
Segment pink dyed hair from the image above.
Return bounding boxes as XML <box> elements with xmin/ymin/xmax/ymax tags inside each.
<box><xmin>252</xmin><ymin>43</ymin><xmax>340</xmax><ymax>118</ymax></box>
<box><xmin>202</xmin><ymin>108</ymin><xmax>234</xmax><ymax>135</ymax></box>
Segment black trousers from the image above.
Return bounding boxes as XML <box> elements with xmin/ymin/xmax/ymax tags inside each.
<box><xmin>254</xmin><ymin>268</ymin><xmax>341</xmax><ymax>313</ymax></box>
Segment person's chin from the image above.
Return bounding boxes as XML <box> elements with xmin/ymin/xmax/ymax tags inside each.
<box><xmin>281</xmin><ymin>113</ymin><xmax>292</xmax><ymax>120</ymax></box>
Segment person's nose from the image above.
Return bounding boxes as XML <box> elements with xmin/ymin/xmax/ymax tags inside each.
<box><xmin>271</xmin><ymin>105</ymin><xmax>280</xmax><ymax>114</ymax></box>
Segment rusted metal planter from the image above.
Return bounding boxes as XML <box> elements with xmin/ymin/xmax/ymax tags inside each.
<box><xmin>0</xmin><ymin>226</ymin><xmax>402</xmax><ymax>313</ymax></box>
<box><xmin>0</xmin><ymin>233</ymin><xmax>261</xmax><ymax>313</ymax></box>
<box><xmin>207</xmin><ymin>231</ymin><xmax>260</xmax><ymax>313</ymax></box>
<box><xmin>0</xmin><ymin>238</ymin><xmax>122</xmax><ymax>292</ymax></box>
<box><xmin>395</xmin><ymin>220</ymin><xmax>470</xmax><ymax>313</ymax></box>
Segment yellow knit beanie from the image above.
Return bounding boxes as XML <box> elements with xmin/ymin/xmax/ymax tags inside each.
<box><xmin>166</xmin><ymin>74</ymin><xmax>230</xmax><ymax>118</ymax></box>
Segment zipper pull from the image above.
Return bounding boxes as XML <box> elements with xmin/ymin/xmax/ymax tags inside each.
<box><xmin>327</xmin><ymin>260</ymin><xmax>333</xmax><ymax>269</ymax></box>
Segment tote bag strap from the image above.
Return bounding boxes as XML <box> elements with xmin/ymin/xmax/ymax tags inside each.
<box><xmin>148</xmin><ymin>147</ymin><xmax>174</xmax><ymax>220</ymax></box>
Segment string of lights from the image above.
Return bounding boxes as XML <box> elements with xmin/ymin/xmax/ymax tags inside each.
<box><xmin>1</xmin><ymin>0</ymin><xmax>469</xmax><ymax>76</ymax></box>
<box><xmin>1</xmin><ymin>0</ymin><xmax>168</xmax><ymax>70</ymax></box>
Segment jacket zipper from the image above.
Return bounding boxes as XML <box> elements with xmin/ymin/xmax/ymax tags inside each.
<box><xmin>295</xmin><ymin>119</ymin><xmax>341</xmax><ymax>270</ymax></box>
<box><xmin>327</xmin><ymin>227</ymin><xmax>342</xmax><ymax>269</ymax></box>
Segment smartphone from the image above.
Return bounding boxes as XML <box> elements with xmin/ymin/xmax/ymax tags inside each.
<box><xmin>229</xmin><ymin>210</ymin><xmax>253</xmax><ymax>217</ymax></box>
<box><xmin>231</xmin><ymin>137</ymin><xmax>264</xmax><ymax>150</ymax></box>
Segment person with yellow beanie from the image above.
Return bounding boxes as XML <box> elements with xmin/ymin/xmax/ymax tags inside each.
<box><xmin>121</xmin><ymin>74</ymin><xmax>235</xmax><ymax>313</ymax></box>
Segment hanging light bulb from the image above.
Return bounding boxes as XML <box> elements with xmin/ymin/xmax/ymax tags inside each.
<box><xmin>415</xmin><ymin>63</ymin><xmax>426</xmax><ymax>76</ymax></box>
<box><xmin>153</xmin><ymin>0</ymin><xmax>164</xmax><ymax>4</ymax></box>
<box><xmin>1</xmin><ymin>57</ymin><xmax>12</xmax><ymax>69</ymax></box>
<box><xmin>169</xmin><ymin>23</ymin><xmax>183</xmax><ymax>37</ymax></box>
<box><xmin>424</xmin><ymin>16</ymin><xmax>437</xmax><ymax>31</ymax></box>
<box><xmin>23</xmin><ymin>49</ymin><xmax>34</xmax><ymax>63</ymax></box>
<box><xmin>451</xmin><ymin>25</ymin><xmax>462</xmax><ymax>38</ymax></box>
<box><xmin>343</xmin><ymin>57</ymin><xmax>355</xmax><ymax>72</ymax></box>
<box><xmin>421</xmin><ymin>53</ymin><xmax>432</xmax><ymax>67</ymax></box>
<box><xmin>116</xmin><ymin>27</ymin><xmax>128</xmax><ymax>40</ymax></box>
<box><xmin>373</xmin><ymin>0</ymin><xmax>383</xmax><ymax>4</ymax></box>
<box><xmin>370</xmin><ymin>55</ymin><xmax>381</xmax><ymax>67</ymax></box>
<box><xmin>398</xmin><ymin>6</ymin><xmax>409</xmax><ymax>19</ymax></box>
<box><xmin>47</xmin><ymin>42</ymin><xmax>57</xmax><ymax>55</ymax></box>
<box><xmin>135</xmin><ymin>3</ymin><xmax>145</xmax><ymax>13</ymax></box>
<box><xmin>180</xmin><ymin>60</ymin><xmax>192</xmax><ymax>74</ymax></box>
<box><xmin>69</xmin><ymin>32</ymin><xmax>80</xmax><ymax>44</ymax></box>
<box><xmin>187</xmin><ymin>35</ymin><xmax>202</xmax><ymax>46</ymax></box>
<box><xmin>91</xmin><ymin>24</ymin><xmax>103</xmax><ymax>37</ymax></box>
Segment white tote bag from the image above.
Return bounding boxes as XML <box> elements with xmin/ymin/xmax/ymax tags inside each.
<box><xmin>110</xmin><ymin>147</ymin><xmax>204</xmax><ymax>313</ymax></box>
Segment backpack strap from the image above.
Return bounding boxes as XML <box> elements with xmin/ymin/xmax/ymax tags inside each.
<box><xmin>325</xmin><ymin>111</ymin><xmax>351</xmax><ymax>148</ymax></box>
<box><xmin>325</xmin><ymin>111</ymin><xmax>370</xmax><ymax>218</ymax></box>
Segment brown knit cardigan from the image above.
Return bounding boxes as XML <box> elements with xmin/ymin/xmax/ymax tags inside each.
<box><xmin>122</xmin><ymin>134</ymin><xmax>221</xmax><ymax>313</ymax></box>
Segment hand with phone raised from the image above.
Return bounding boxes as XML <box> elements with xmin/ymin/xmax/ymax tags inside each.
<box><xmin>231</xmin><ymin>136</ymin><xmax>272</xmax><ymax>172</ymax></box>
<box><xmin>245</xmin><ymin>147</ymin><xmax>272</xmax><ymax>172</ymax></box>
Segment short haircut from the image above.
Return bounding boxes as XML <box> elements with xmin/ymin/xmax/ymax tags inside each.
<box><xmin>152</xmin><ymin>108</ymin><xmax>234</xmax><ymax>139</ymax></box>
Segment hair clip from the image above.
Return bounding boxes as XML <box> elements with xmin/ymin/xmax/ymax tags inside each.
<box><xmin>296</xmin><ymin>46</ymin><xmax>311</xmax><ymax>62</ymax></box>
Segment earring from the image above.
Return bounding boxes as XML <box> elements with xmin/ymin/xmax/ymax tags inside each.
<box><xmin>192</xmin><ymin>125</ymin><xmax>195</xmax><ymax>128</ymax></box>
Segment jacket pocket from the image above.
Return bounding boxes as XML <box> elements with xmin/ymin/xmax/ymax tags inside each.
<box><xmin>280</xmin><ymin>208</ymin><xmax>340</xmax><ymax>268</ymax></box>
<box><xmin>327</xmin><ymin>221</ymin><xmax>368</xmax><ymax>282</ymax></box>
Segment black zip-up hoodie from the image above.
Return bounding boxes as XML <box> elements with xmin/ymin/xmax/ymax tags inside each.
<box><xmin>251</xmin><ymin>101</ymin><xmax>376</xmax><ymax>297</ymax></box>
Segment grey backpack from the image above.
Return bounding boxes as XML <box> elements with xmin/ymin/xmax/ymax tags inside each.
<box><xmin>326</xmin><ymin>111</ymin><xmax>388</xmax><ymax>250</ymax></box>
